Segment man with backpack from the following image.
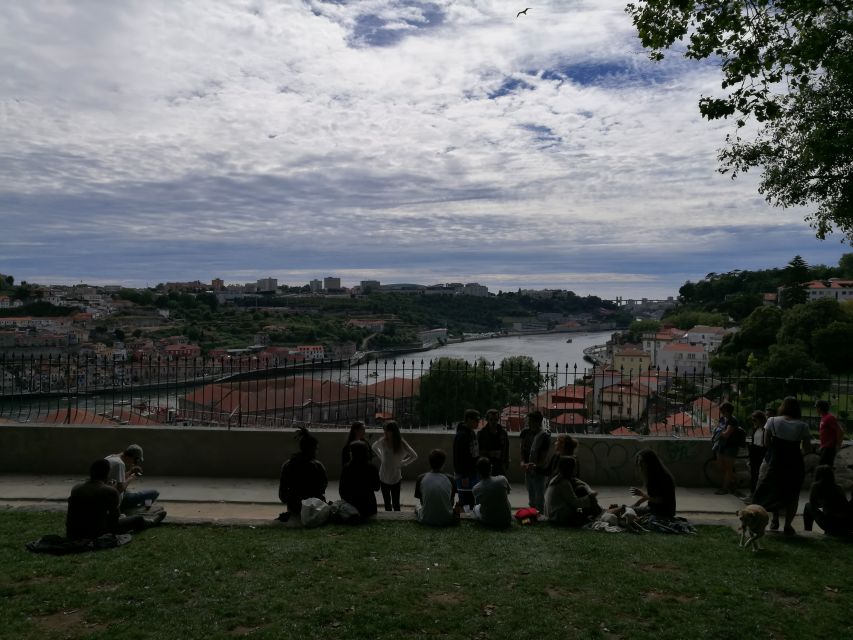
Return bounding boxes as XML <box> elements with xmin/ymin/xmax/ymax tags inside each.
<box><xmin>712</xmin><ymin>402</ymin><xmax>745</xmax><ymax>497</ymax></box>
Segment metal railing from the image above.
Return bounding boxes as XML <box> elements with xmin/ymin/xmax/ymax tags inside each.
<box><xmin>0</xmin><ymin>353</ymin><xmax>844</xmax><ymax>434</ymax></box>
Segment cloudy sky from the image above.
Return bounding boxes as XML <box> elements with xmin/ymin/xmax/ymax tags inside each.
<box><xmin>0</xmin><ymin>0</ymin><xmax>847</xmax><ymax>298</ymax></box>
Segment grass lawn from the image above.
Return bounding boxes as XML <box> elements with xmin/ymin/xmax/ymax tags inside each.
<box><xmin>2</xmin><ymin>510</ymin><xmax>852</xmax><ymax>640</ymax></box>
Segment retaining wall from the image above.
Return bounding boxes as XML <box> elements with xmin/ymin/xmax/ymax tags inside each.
<box><xmin>0</xmin><ymin>424</ymin><xmax>718</xmax><ymax>487</ymax></box>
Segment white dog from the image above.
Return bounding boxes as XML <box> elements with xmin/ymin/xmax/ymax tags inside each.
<box><xmin>737</xmin><ymin>504</ymin><xmax>770</xmax><ymax>552</ymax></box>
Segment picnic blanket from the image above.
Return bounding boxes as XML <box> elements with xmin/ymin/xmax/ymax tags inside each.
<box><xmin>26</xmin><ymin>533</ymin><xmax>132</xmax><ymax>555</ymax></box>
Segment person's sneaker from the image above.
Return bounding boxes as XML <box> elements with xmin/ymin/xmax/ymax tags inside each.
<box><xmin>714</xmin><ymin>488</ymin><xmax>729</xmax><ymax>495</ymax></box>
<box><xmin>142</xmin><ymin>510</ymin><xmax>167</xmax><ymax>528</ymax></box>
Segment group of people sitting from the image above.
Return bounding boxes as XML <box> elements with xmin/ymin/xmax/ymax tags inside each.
<box><xmin>278</xmin><ymin>409</ymin><xmax>680</xmax><ymax>530</ymax></box>
<box><xmin>65</xmin><ymin>444</ymin><xmax>166</xmax><ymax>542</ymax></box>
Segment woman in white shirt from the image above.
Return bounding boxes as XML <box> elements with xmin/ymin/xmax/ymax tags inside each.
<box><xmin>372</xmin><ymin>421</ymin><xmax>418</xmax><ymax>511</ymax></box>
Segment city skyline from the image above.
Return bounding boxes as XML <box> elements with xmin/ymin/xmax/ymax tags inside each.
<box><xmin>1</xmin><ymin>1</ymin><xmax>848</xmax><ymax>299</ymax></box>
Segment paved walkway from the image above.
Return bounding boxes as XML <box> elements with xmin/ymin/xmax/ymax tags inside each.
<box><xmin>0</xmin><ymin>474</ymin><xmax>815</xmax><ymax>530</ymax></box>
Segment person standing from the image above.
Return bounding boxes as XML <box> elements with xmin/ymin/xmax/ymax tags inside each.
<box><xmin>747</xmin><ymin>410</ymin><xmax>768</xmax><ymax>496</ymax></box>
<box><xmin>477</xmin><ymin>409</ymin><xmax>510</xmax><ymax>477</ymax></box>
<box><xmin>453</xmin><ymin>409</ymin><xmax>481</xmax><ymax>510</ymax></box>
<box><xmin>341</xmin><ymin>420</ymin><xmax>374</xmax><ymax>469</ymax></box>
<box><xmin>752</xmin><ymin>397</ymin><xmax>812</xmax><ymax>535</ymax></box>
<box><xmin>815</xmin><ymin>400</ymin><xmax>844</xmax><ymax>468</ymax></box>
<box><xmin>372</xmin><ymin>421</ymin><xmax>418</xmax><ymax>511</ymax></box>
<box><xmin>519</xmin><ymin>410</ymin><xmax>551</xmax><ymax>512</ymax></box>
<box><xmin>712</xmin><ymin>402</ymin><xmax>742</xmax><ymax>496</ymax></box>
<box><xmin>104</xmin><ymin>444</ymin><xmax>159</xmax><ymax>512</ymax></box>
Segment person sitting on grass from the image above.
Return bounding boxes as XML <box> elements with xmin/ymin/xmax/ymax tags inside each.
<box><xmin>414</xmin><ymin>449</ymin><xmax>458</xmax><ymax>527</ymax></box>
<box><xmin>67</xmin><ymin>459</ymin><xmax>166</xmax><ymax>541</ymax></box>
<box><xmin>544</xmin><ymin>456</ymin><xmax>601</xmax><ymax>526</ymax></box>
<box><xmin>339</xmin><ymin>440</ymin><xmax>381</xmax><ymax>519</ymax></box>
<box><xmin>803</xmin><ymin>465</ymin><xmax>853</xmax><ymax>537</ymax></box>
<box><xmin>629</xmin><ymin>449</ymin><xmax>676</xmax><ymax>519</ymax></box>
<box><xmin>472</xmin><ymin>457</ymin><xmax>512</xmax><ymax>529</ymax></box>
<box><xmin>278</xmin><ymin>427</ymin><xmax>327</xmax><ymax>522</ymax></box>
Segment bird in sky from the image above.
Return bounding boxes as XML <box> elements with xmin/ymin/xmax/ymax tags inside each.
<box><xmin>516</xmin><ymin>7</ymin><xmax>531</xmax><ymax>18</ymax></box>
<box><xmin>267</xmin><ymin>134</ymin><xmax>278</xmax><ymax>139</ymax></box>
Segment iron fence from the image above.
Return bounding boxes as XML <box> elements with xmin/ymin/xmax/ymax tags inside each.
<box><xmin>0</xmin><ymin>353</ymin><xmax>845</xmax><ymax>434</ymax></box>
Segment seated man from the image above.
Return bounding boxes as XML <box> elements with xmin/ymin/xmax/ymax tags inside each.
<box><xmin>105</xmin><ymin>444</ymin><xmax>160</xmax><ymax>513</ymax></box>
<box><xmin>279</xmin><ymin>427</ymin><xmax>328</xmax><ymax>520</ymax></box>
<box><xmin>472</xmin><ymin>457</ymin><xmax>512</xmax><ymax>529</ymax></box>
<box><xmin>414</xmin><ymin>449</ymin><xmax>458</xmax><ymax>526</ymax></box>
<box><xmin>67</xmin><ymin>459</ymin><xmax>166</xmax><ymax>541</ymax></box>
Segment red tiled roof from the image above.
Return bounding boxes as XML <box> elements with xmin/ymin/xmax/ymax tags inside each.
<box><xmin>360</xmin><ymin>377</ymin><xmax>421</xmax><ymax>398</ymax></box>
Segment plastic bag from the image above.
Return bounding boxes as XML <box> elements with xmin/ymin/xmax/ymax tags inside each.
<box><xmin>300</xmin><ymin>498</ymin><xmax>332</xmax><ymax>528</ymax></box>
<box><xmin>329</xmin><ymin>500</ymin><xmax>362</xmax><ymax>525</ymax></box>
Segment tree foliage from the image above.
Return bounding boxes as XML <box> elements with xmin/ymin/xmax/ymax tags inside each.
<box><xmin>627</xmin><ymin>1</ymin><xmax>853</xmax><ymax>237</ymax></box>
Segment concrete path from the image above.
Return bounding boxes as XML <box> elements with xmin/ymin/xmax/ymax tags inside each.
<box><xmin>0</xmin><ymin>474</ymin><xmax>815</xmax><ymax>531</ymax></box>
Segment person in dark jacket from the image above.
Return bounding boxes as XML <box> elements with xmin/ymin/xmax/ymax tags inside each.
<box><xmin>519</xmin><ymin>410</ymin><xmax>550</xmax><ymax>512</ymax></box>
<box><xmin>66</xmin><ymin>459</ymin><xmax>165</xmax><ymax>540</ymax></box>
<box><xmin>453</xmin><ymin>409</ymin><xmax>480</xmax><ymax>509</ymax></box>
<box><xmin>477</xmin><ymin>409</ymin><xmax>510</xmax><ymax>477</ymax></box>
<box><xmin>279</xmin><ymin>427</ymin><xmax>327</xmax><ymax>520</ymax></box>
<box><xmin>803</xmin><ymin>465</ymin><xmax>853</xmax><ymax>536</ymax></box>
<box><xmin>341</xmin><ymin>420</ymin><xmax>374</xmax><ymax>470</ymax></box>
<box><xmin>339</xmin><ymin>441</ymin><xmax>381</xmax><ymax>518</ymax></box>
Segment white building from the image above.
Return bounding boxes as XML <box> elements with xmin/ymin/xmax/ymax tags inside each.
<box><xmin>462</xmin><ymin>283</ymin><xmax>489</xmax><ymax>297</ymax></box>
<box><xmin>657</xmin><ymin>343</ymin><xmax>709</xmax><ymax>375</ymax></box>
<box><xmin>256</xmin><ymin>278</ymin><xmax>278</xmax><ymax>293</ymax></box>
<box><xmin>324</xmin><ymin>277</ymin><xmax>341</xmax><ymax>290</ymax></box>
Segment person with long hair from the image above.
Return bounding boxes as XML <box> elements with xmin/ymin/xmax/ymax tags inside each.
<box><xmin>341</xmin><ymin>420</ymin><xmax>373</xmax><ymax>469</ymax></box>
<box><xmin>751</xmin><ymin>396</ymin><xmax>812</xmax><ymax>535</ymax></box>
<box><xmin>339</xmin><ymin>440</ymin><xmax>381</xmax><ymax>519</ymax></box>
<box><xmin>544</xmin><ymin>456</ymin><xmax>601</xmax><ymax>526</ymax></box>
<box><xmin>278</xmin><ymin>427</ymin><xmax>327</xmax><ymax>521</ymax></box>
<box><xmin>803</xmin><ymin>465</ymin><xmax>853</xmax><ymax>536</ymax></box>
<box><xmin>372</xmin><ymin>421</ymin><xmax>418</xmax><ymax>511</ymax></box>
<box><xmin>629</xmin><ymin>449</ymin><xmax>676</xmax><ymax>518</ymax></box>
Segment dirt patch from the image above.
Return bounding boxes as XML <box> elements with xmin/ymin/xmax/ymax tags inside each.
<box><xmin>544</xmin><ymin>586</ymin><xmax>579</xmax><ymax>600</ymax></box>
<box><xmin>764</xmin><ymin>591</ymin><xmax>801</xmax><ymax>607</ymax></box>
<box><xmin>85</xmin><ymin>583</ymin><xmax>120</xmax><ymax>593</ymax></box>
<box><xmin>427</xmin><ymin>592</ymin><xmax>458</xmax><ymax>606</ymax></box>
<box><xmin>230</xmin><ymin>625</ymin><xmax>264</xmax><ymax>636</ymax></box>
<box><xmin>34</xmin><ymin>609</ymin><xmax>104</xmax><ymax>636</ymax></box>
<box><xmin>14</xmin><ymin>575</ymin><xmax>58</xmax><ymax>587</ymax></box>
<box><xmin>643</xmin><ymin>589</ymin><xmax>699</xmax><ymax>604</ymax></box>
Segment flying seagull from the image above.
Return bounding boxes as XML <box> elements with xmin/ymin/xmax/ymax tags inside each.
<box><xmin>516</xmin><ymin>7</ymin><xmax>531</xmax><ymax>17</ymax></box>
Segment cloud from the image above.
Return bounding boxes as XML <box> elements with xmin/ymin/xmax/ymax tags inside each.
<box><xmin>0</xmin><ymin>0</ymin><xmax>846</xmax><ymax>298</ymax></box>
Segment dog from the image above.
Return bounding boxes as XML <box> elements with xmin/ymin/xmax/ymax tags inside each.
<box><xmin>737</xmin><ymin>504</ymin><xmax>770</xmax><ymax>552</ymax></box>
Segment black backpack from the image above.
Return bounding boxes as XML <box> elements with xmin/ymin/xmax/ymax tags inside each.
<box><xmin>730</xmin><ymin>426</ymin><xmax>747</xmax><ymax>449</ymax></box>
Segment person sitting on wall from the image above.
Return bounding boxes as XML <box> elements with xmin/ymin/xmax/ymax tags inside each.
<box><xmin>472</xmin><ymin>457</ymin><xmax>512</xmax><ymax>529</ymax></box>
<box><xmin>414</xmin><ymin>449</ymin><xmax>458</xmax><ymax>526</ymax></box>
<box><xmin>339</xmin><ymin>440</ymin><xmax>381</xmax><ymax>519</ymax></box>
<box><xmin>105</xmin><ymin>444</ymin><xmax>160</xmax><ymax>513</ymax></box>
<box><xmin>278</xmin><ymin>427</ymin><xmax>328</xmax><ymax>522</ymax></box>
<box><xmin>67</xmin><ymin>459</ymin><xmax>166</xmax><ymax>541</ymax></box>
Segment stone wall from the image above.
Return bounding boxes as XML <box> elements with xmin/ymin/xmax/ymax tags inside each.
<box><xmin>0</xmin><ymin>424</ymin><xmax>719</xmax><ymax>487</ymax></box>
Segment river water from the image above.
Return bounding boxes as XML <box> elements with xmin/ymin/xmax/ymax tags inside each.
<box><xmin>422</xmin><ymin>331</ymin><xmax>611</xmax><ymax>369</ymax></box>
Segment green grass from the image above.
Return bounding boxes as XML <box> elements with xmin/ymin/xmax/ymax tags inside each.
<box><xmin>2</xmin><ymin>510</ymin><xmax>852</xmax><ymax>640</ymax></box>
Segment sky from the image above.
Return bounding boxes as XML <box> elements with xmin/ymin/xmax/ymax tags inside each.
<box><xmin>0</xmin><ymin>0</ymin><xmax>848</xmax><ymax>299</ymax></box>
